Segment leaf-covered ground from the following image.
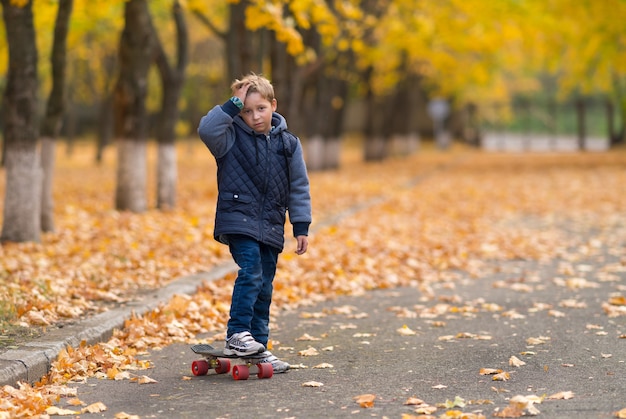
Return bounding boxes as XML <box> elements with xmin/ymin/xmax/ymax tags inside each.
<box><xmin>0</xmin><ymin>141</ymin><xmax>625</xmax><ymax>417</ymax></box>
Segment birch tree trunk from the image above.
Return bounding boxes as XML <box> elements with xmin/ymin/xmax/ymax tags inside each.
<box><xmin>40</xmin><ymin>0</ymin><xmax>73</xmax><ymax>232</ymax></box>
<box><xmin>113</xmin><ymin>0</ymin><xmax>155</xmax><ymax>212</ymax></box>
<box><xmin>0</xmin><ymin>0</ymin><xmax>41</xmax><ymax>243</ymax></box>
<box><xmin>153</xmin><ymin>0</ymin><xmax>188</xmax><ymax>210</ymax></box>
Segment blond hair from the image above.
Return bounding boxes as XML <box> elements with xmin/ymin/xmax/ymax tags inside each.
<box><xmin>231</xmin><ymin>73</ymin><xmax>275</xmax><ymax>101</ymax></box>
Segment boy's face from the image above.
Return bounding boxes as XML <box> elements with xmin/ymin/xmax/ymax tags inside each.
<box><xmin>241</xmin><ymin>92</ymin><xmax>277</xmax><ymax>135</ymax></box>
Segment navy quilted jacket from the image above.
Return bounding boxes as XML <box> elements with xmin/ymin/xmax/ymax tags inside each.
<box><xmin>198</xmin><ymin>100</ymin><xmax>312</xmax><ymax>251</ymax></box>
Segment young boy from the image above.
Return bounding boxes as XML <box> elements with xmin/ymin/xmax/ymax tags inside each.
<box><xmin>197</xmin><ymin>73</ymin><xmax>312</xmax><ymax>373</ymax></box>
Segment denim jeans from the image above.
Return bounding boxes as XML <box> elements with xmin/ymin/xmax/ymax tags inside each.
<box><xmin>225</xmin><ymin>234</ymin><xmax>280</xmax><ymax>346</ymax></box>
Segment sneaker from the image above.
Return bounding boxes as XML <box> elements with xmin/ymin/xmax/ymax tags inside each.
<box><xmin>224</xmin><ymin>331</ymin><xmax>265</xmax><ymax>356</ymax></box>
<box><xmin>258</xmin><ymin>351</ymin><xmax>290</xmax><ymax>373</ymax></box>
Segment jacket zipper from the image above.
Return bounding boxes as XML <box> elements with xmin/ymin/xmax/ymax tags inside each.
<box><xmin>258</xmin><ymin>134</ymin><xmax>271</xmax><ymax>241</ymax></box>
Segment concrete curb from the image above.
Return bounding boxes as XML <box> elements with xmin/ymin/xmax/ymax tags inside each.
<box><xmin>0</xmin><ymin>261</ymin><xmax>237</xmax><ymax>387</ymax></box>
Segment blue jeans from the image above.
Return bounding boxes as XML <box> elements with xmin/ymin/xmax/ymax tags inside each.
<box><xmin>226</xmin><ymin>234</ymin><xmax>279</xmax><ymax>346</ymax></box>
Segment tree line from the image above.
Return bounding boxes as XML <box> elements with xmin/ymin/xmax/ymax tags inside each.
<box><xmin>1</xmin><ymin>0</ymin><xmax>624</xmax><ymax>243</ymax></box>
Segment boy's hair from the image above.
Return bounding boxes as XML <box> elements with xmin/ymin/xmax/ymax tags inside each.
<box><xmin>231</xmin><ymin>73</ymin><xmax>275</xmax><ymax>101</ymax></box>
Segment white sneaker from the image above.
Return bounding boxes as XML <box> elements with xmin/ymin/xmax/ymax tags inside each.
<box><xmin>224</xmin><ymin>331</ymin><xmax>265</xmax><ymax>356</ymax></box>
<box><xmin>258</xmin><ymin>351</ymin><xmax>290</xmax><ymax>373</ymax></box>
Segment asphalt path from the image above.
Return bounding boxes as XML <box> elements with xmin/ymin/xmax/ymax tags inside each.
<box><xmin>64</xmin><ymin>249</ymin><xmax>625</xmax><ymax>418</ymax></box>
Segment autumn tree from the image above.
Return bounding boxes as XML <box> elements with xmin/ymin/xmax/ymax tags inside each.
<box><xmin>527</xmin><ymin>0</ymin><xmax>626</xmax><ymax>145</ymax></box>
<box><xmin>0</xmin><ymin>0</ymin><xmax>41</xmax><ymax>243</ymax></box>
<box><xmin>153</xmin><ymin>0</ymin><xmax>188</xmax><ymax>210</ymax></box>
<box><xmin>113</xmin><ymin>0</ymin><xmax>156</xmax><ymax>212</ymax></box>
<box><xmin>40</xmin><ymin>0</ymin><xmax>73</xmax><ymax>232</ymax></box>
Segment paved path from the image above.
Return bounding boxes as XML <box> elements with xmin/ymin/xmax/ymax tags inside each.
<box><xmin>58</xmin><ymin>250</ymin><xmax>625</xmax><ymax>418</ymax></box>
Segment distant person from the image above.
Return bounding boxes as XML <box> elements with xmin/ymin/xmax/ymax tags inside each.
<box><xmin>197</xmin><ymin>73</ymin><xmax>312</xmax><ymax>373</ymax></box>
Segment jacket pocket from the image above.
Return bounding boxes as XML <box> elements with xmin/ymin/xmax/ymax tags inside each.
<box><xmin>218</xmin><ymin>192</ymin><xmax>254</xmax><ymax>215</ymax></box>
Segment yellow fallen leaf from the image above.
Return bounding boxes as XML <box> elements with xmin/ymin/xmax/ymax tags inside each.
<box><xmin>492</xmin><ymin>372</ymin><xmax>511</xmax><ymax>381</ymax></box>
<box><xmin>313</xmin><ymin>363</ymin><xmax>334</xmax><ymax>369</ymax></box>
<box><xmin>114</xmin><ymin>371</ymin><xmax>131</xmax><ymax>381</ymax></box>
<box><xmin>414</xmin><ymin>404</ymin><xmax>438</xmax><ymax>414</ymax></box>
<box><xmin>403</xmin><ymin>397</ymin><xmax>425</xmax><ymax>405</ymax></box>
<box><xmin>136</xmin><ymin>375</ymin><xmax>158</xmax><ymax>384</ymax></box>
<box><xmin>298</xmin><ymin>347</ymin><xmax>320</xmax><ymax>356</ymax></box>
<box><xmin>526</xmin><ymin>336</ymin><xmax>550</xmax><ymax>345</ymax></box>
<box><xmin>547</xmin><ymin>391</ymin><xmax>574</xmax><ymax>400</ymax></box>
<box><xmin>509</xmin><ymin>356</ymin><xmax>526</xmax><ymax>367</ymax></box>
<box><xmin>480</xmin><ymin>368</ymin><xmax>503</xmax><ymax>375</ymax></box>
<box><xmin>46</xmin><ymin>406</ymin><xmax>80</xmax><ymax>416</ymax></box>
<box><xmin>495</xmin><ymin>395</ymin><xmax>541</xmax><ymax>417</ymax></box>
<box><xmin>66</xmin><ymin>398</ymin><xmax>84</xmax><ymax>406</ymax></box>
<box><xmin>608</xmin><ymin>296</ymin><xmax>626</xmax><ymax>306</ymax></box>
<box><xmin>354</xmin><ymin>393</ymin><xmax>376</xmax><ymax>408</ymax></box>
<box><xmin>442</xmin><ymin>396</ymin><xmax>466</xmax><ymax>408</ymax></box>
<box><xmin>296</xmin><ymin>333</ymin><xmax>321</xmax><ymax>341</ymax></box>
<box><xmin>397</xmin><ymin>325</ymin><xmax>417</xmax><ymax>336</ymax></box>
<box><xmin>82</xmin><ymin>402</ymin><xmax>107</xmax><ymax>413</ymax></box>
<box><xmin>614</xmin><ymin>407</ymin><xmax>626</xmax><ymax>418</ymax></box>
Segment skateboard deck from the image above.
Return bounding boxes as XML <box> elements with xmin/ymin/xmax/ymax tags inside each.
<box><xmin>190</xmin><ymin>344</ymin><xmax>273</xmax><ymax>380</ymax></box>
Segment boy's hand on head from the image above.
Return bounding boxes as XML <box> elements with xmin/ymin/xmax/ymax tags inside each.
<box><xmin>234</xmin><ymin>82</ymin><xmax>250</xmax><ymax>102</ymax></box>
<box><xmin>295</xmin><ymin>235</ymin><xmax>308</xmax><ymax>255</ymax></box>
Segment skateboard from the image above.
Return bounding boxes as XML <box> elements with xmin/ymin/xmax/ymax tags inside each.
<box><xmin>190</xmin><ymin>344</ymin><xmax>273</xmax><ymax>380</ymax></box>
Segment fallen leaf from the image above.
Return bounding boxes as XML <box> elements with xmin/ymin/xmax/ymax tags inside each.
<box><xmin>414</xmin><ymin>404</ymin><xmax>438</xmax><ymax>414</ymax></box>
<box><xmin>46</xmin><ymin>406</ymin><xmax>79</xmax><ymax>416</ymax></box>
<box><xmin>526</xmin><ymin>336</ymin><xmax>550</xmax><ymax>345</ymax></box>
<box><xmin>135</xmin><ymin>375</ymin><xmax>158</xmax><ymax>384</ymax></box>
<box><xmin>509</xmin><ymin>356</ymin><xmax>526</xmax><ymax>367</ymax></box>
<box><xmin>614</xmin><ymin>407</ymin><xmax>626</xmax><ymax>418</ymax></box>
<box><xmin>354</xmin><ymin>393</ymin><xmax>376</xmax><ymax>408</ymax></box>
<box><xmin>82</xmin><ymin>402</ymin><xmax>107</xmax><ymax>413</ymax></box>
<box><xmin>298</xmin><ymin>347</ymin><xmax>320</xmax><ymax>356</ymax></box>
<box><xmin>397</xmin><ymin>325</ymin><xmax>417</xmax><ymax>336</ymax></box>
<box><xmin>480</xmin><ymin>368</ymin><xmax>503</xmax><ymax>375</ymax></box>
<box><xmin>313</xmin><ymin>363</ymin><xmax>334</xmax><ymax>369</ymax></box>
<box><xmin>547</xmin><ymin>391</ymin><xmax>574</xmax><ymax>400</ymax></box>
<box><xmin>296</xmin><ymin>333</ymin><xmax>321</xmax><ymax>341</ymax></box>
<box><xmin>403</xmin><ymin>397</ymin><xmax>426</xmax><ymax>405</ymax></box>
<box><xmin>443</xmin><ymin>396</ymin><xmax>466</xmax><ymax>408</ymax></box>
<box><xmin>302</xmin><ymin>381</ymin><xmax>324</xmax><ymax>387</ymax></box>
<box><xmin>492</xmin><ymin>372</ymin><xmax>511</xmax><ymax>381</ymax></box>
<box><xmin>608</xmin><ymin>295</ymin><xmax>626</xmax><ymax>306</ymax></box>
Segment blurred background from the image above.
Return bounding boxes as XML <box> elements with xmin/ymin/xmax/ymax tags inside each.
<box><xmin>1</xmin><ymin>0</ymin><xmax>625</xmax><ymax>242</ymax></box>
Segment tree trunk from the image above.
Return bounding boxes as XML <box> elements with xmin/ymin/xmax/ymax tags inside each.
<box><xmin>113</xmin><ymin>0</ymin><xmax>156</xmax><ymax>212</ymax></box>
<box><xmin>153</xmin><ymin>0</ymin><xmax>188</xmax><ymax>210</ymax></box>
<box><xmin>575</xmin><ymin>97</ymin><xmax>586</xmax><ymax>150</ymax></box>
<box><xmin>363</xmin><ymin>67</ymin><xmax>387</xmax><ymax>162</ymax></box>
<box><xmin>95</xmin><ymin>92</ymin><xmax>114</xmax><ymax>164</ymax></box>
<box><xmin>227</xmin><ymin>0</ymin><xmax>263</xmax><ymax>78</ymax></box>
<box><xmin>40</xmin><ymin>0</ymin><xmax>73</xmax><ymax>233</ymax></box>
<box><xmin>0</xmin><ymin>0</ymin><xmax>41</xmax><ymax>243</ymax></box>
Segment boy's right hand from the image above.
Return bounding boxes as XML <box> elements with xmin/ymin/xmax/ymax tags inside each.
<box><xmin>234</xmin><ymin>82</ymin><xmax>251</xmax><ymax>103</ymax></box>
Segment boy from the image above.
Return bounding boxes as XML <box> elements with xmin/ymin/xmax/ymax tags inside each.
<box><xmin>197</xmin><ymin>73</ymin><xmax>312</xmax><ymax>373</ymax></box>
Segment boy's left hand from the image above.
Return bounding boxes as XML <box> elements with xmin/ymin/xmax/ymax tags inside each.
<box><xmin>295</xmin><ymin>235</ymin><xmax>308</xmax><ymax>255</ymax></box>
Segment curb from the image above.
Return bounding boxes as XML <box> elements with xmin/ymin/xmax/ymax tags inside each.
<box><xmin>0</xmin><ymin>261</ymin><xmax>237</xmax><ymax>387</ymax></box>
